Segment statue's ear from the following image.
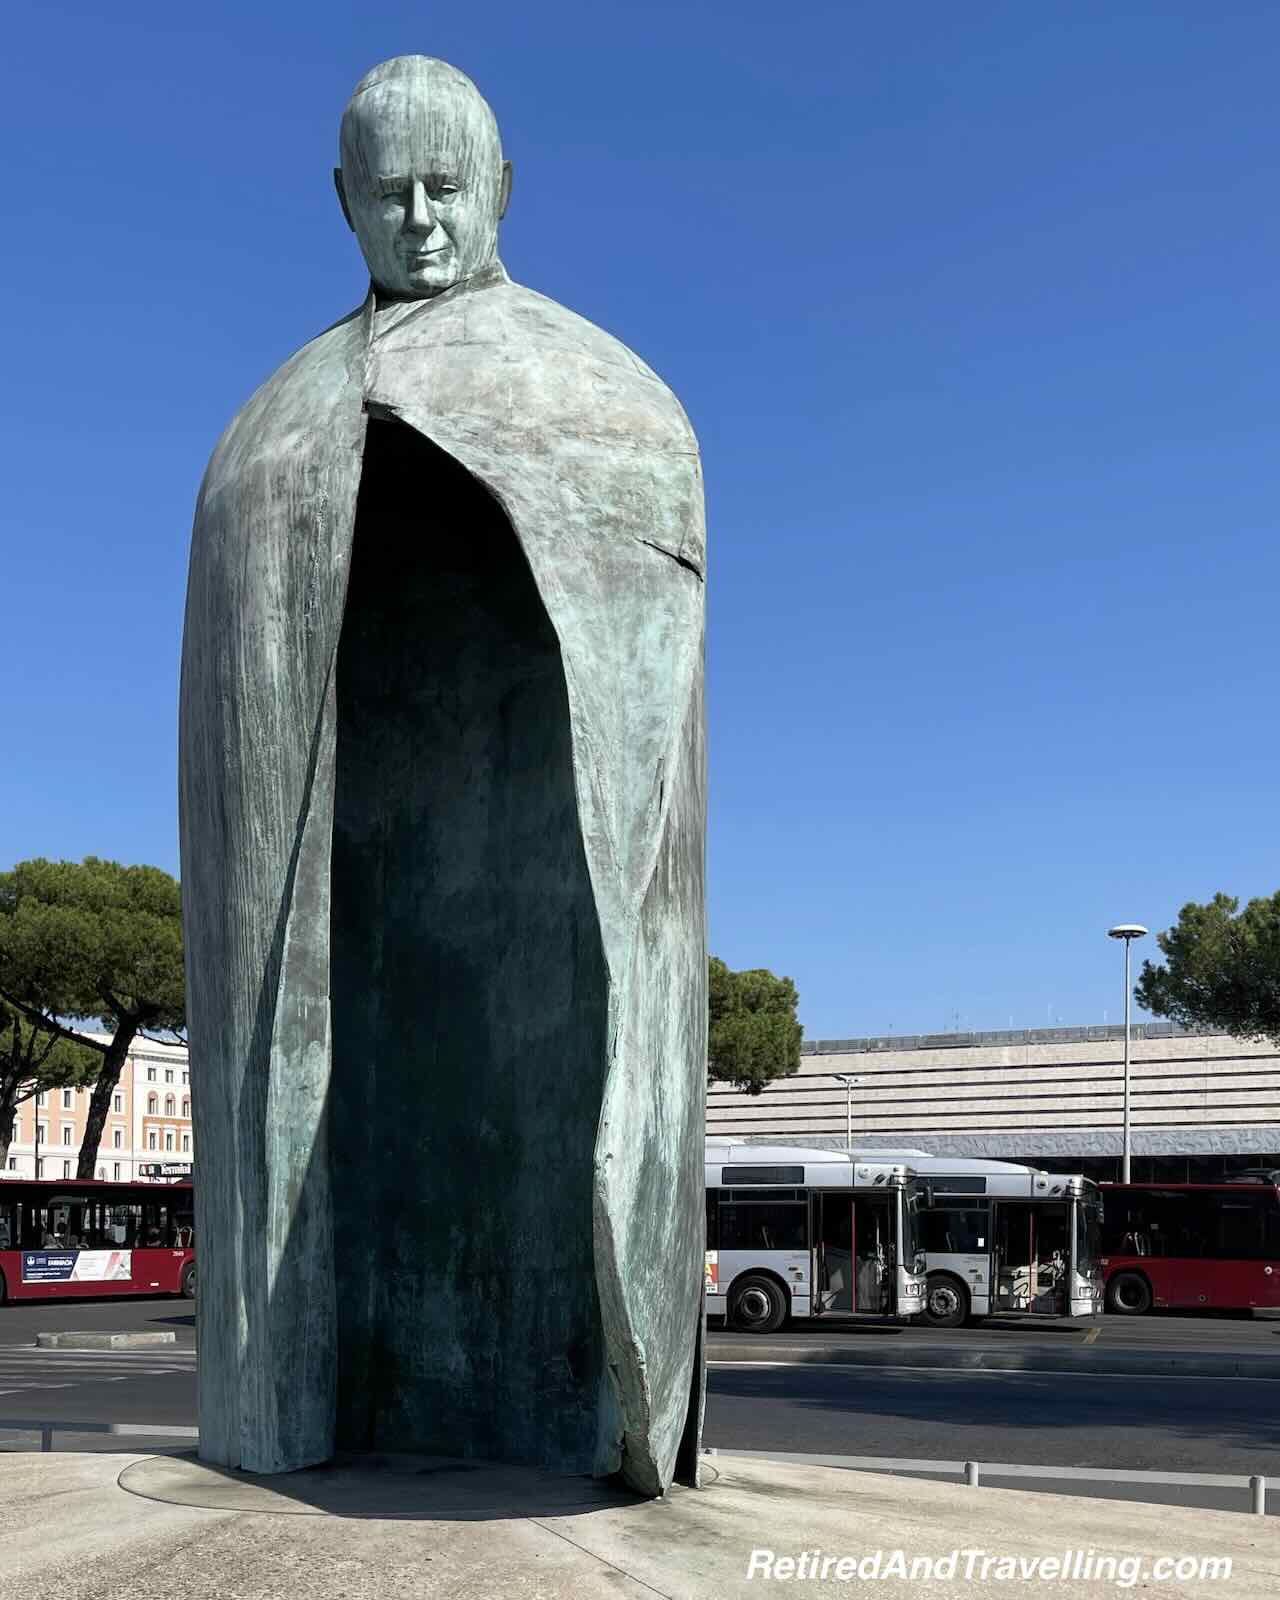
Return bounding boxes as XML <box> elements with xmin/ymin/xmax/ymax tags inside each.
<box><xmin>334</xmin><ymin>167</ymin><xmax>354</xmax><ymax>231</ymax></box>
<box><xmin>498</xmin><ymin>160</ymin><xmax>512</xmax><ymax>220</ymax></box>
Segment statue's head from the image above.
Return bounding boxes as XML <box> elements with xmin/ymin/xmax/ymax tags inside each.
<box><xmin>336</xmin><ymin>56</ymin><xmax>511</xmax><ymax>299</ymax></box>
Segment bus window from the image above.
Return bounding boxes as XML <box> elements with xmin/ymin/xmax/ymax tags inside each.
<box><xmin>920</xmin><ymin>1208</ymin><xmax>987</xmax><ymax>1253</ymax></box>
<box><xmin>1216</xmin><ymin>1194</ymin><xmax>1267</xmax><ymax>1260</ymax></box>
<box><xmin>719</xmin><ymin>1201</ymin><xmax>807</xmax><ymax>1252</ymax></box>
<box><xmin>104</xmin><ymin>1203</ymin><xmax>141</xmax><ymax>1245</ymax></box>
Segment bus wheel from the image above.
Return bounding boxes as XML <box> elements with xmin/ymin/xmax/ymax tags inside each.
<box><xmin>180</xmin><ymin>1263</ymin><xmax>196</xmax><ymax>1300</ymax></box>
<box><xmin>728</xmin><ymin>1274</ymin><xmax>788</xmax><ymax>1334</ymax></box>
<box><xmin>922</xmin><ymin>1273</ymin><xmax>968</xmax><ymax>1329</ymax></box>
<box><xmin>1106</xmin><ymin>1272</ymin><xmax>1151</xmax><ymax>1315</ymax></box>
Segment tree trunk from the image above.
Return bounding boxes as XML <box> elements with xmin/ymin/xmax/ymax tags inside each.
<box><xmin>0</xmin><ymin>1090</ymin><xmax>14</xmax><ymax>1171</ymax></box>
<box><xmin>76</xmin><ymin>1027</ymin><xmax>136</xmax><ymax>1179</ymax></box>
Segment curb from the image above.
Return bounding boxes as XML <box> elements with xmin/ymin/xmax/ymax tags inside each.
<box><xmin>35</xmin><ymin>1332</ymin><xmax>178</xmax><ymax>1351</ymax></box>
<box><xmin>708</xmin><ymin>1342</ymin><xmax>1280</xmax><ymax>1380</ymax></box>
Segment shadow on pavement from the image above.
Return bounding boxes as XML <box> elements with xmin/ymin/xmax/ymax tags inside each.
<box><xmin>117</xmin><ymin>1449</ymin><xmax>657</xmax><ymax>1522</ymax></box>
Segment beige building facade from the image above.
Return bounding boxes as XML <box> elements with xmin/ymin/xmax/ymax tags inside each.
<box><xmin>706</xmin><ymin>1021</ymin><xmax>1280</xmax><ymax>1183</ymax></box>
<box><xmin>4</xmin><ymin>1035</ymin><xmax>191</xmax><ymax>1183</ymax></box>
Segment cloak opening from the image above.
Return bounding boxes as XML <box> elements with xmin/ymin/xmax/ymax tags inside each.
<box><xmin>329</xmin><ymin>419</ymin><xmax>611</xmax><ymax>1469</ymax></box>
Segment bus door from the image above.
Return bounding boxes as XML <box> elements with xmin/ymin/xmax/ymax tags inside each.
<box><xmin>812</xmin><ymin>1191</ymin><xmax>853</xmax><ymax>1313</ymax></box>
<box><xmin>813</xmin><ymin>1191</ymin><xmax>895</xmax><ymax>1314</ymax></box>
<box><xmin>993</xmin><ymin>1202</ymin><xmax>1070</xmax><ymax>1315</ymax></box>
<box><xmin>853</xmin><ymin>1192</ymin><xmax>895</xmax><ymax>1313</ymax></box>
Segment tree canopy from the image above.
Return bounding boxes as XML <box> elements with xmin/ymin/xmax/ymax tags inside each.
<box><xmin>0</xmin><ymin>857</ymin><xmax>185</xmax><ymax>1176</ymax></box>
<box><xmin>1136</xmin><ymin>891</ymin><xmax>1280</xmax><ymax>1043</ymax></box>
<box><xmin>0</xmin><ymin>1003</ymin><xmax>101</xmax><ymax>1166</ymax></box>
<box><xmin>708</xmin><ymin>957</ymin><xmax>803</xmax><ymax>1095</ymax></box>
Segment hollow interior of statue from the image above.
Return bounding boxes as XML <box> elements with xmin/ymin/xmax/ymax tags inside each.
<box><xmin>330</xmin><ymin>418</ymin><xmax>610</xmax><ymax>1470</ymax></box>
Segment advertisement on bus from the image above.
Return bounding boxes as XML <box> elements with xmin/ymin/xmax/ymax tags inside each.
<box><xmin>21</xmin><ymin>1249</ymin><xmax>134</xmax><ymax>1284</ymax></box>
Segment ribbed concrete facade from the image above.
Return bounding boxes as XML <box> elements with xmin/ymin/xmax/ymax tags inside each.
<box><xmin>705</xmin><ymin>1023</ymin><xmax>1280</xmax><ymax>1182</ymax></box>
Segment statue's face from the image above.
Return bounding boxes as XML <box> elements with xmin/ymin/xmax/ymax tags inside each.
<box><xmin>339</xmin><ymin>66</ymin><xmax>505</xmax><ymax>299</ymax></box>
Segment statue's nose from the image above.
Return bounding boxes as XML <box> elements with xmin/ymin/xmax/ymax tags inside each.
<box><xmin>404</xmin><ymin>180</ymin><xmax>438</xmax><ymax>236</ymax></box>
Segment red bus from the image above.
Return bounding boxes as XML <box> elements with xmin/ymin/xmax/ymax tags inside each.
<box><xmin>1099</xmin><ymin>1181</ymin><xmax>1280</xmax><ymax>1314</ymax></box>
<box><xmin>0</xmin><ymin>1179</ymin><xmax>194</xmax><ymax>1305</ymax></box>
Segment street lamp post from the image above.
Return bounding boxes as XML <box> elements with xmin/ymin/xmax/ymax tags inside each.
<box><xmin>831</xmin><ymin>1074</ymin><xmax>861</xmax><ymax>1152</ymax></box>
<box><xmin>1107</xmin><ymin>924</ymin><xmax>1148</xmax><ymax>1183</ymax></box>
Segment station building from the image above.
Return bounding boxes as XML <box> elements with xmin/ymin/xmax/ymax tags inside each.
<box><xmin>11</xmin><ymin>1019</ymin><xmax>1280</xmax><ymax>1187</ymax></box>
<box><xmin>705</xmin><ymin>1021</ymin><xmax>1280</xmax><ymax>1183</ymax></box>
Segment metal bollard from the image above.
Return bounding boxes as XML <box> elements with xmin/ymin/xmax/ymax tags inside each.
<box><xmin>1250</xmin><ymin>1475</ymin><xmax>1266</xmax><ymax>1515</ymax></box>
<box><xmin>40</xmin><ymin>1425</ymin><xmax>53</xmax><ymax>1453</ymax></box>
<box><xmin>964</xmin><ymin>1461</ymin><xmax>980</xmax><ymax>1488</ymax></box>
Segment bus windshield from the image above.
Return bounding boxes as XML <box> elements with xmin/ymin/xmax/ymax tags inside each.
<box><xmin>903</xmin><ymin>1182</ymin><xmax>928</xmax><ymax>1272</ymax></box>
<box><xmin>1077</xmin><ymin>1193</ymin><xmax>1103</xmax><ymax>1277</ymax></box>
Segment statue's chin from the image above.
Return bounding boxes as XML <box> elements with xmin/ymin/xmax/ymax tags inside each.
<box><xmin>374</xmin><ymin>271</ymin><xmax>463</xmax><ymax>302</ymax></box>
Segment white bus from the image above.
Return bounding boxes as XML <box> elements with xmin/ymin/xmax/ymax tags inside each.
<box><xmin>705</xmin><ymin>1141</ymin><xmax>927</xmax><ymax>1333</ymax></box>
<box><xmin>865</xmin><ymin>1151</ymin><xmax>1105</xmax><ymax>1327</ymax></box>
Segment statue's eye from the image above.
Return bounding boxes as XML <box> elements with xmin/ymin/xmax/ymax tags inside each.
<box><xmin>376</xmin><ymin>177</ymin><xmax>407</xmax><ymax>201</ymax></box>
<box><xmin>432</xmin><ymin>182</ymin><xmax>461</xmax><ymax>201</ymax></box>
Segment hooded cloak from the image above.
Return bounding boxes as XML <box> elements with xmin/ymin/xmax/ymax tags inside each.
<box><xmin>179</xmin><ymin>261</ymin><xmax>707</xmax><ymax>1495</ymax></box>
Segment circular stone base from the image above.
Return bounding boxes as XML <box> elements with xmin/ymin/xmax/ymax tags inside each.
<box><xmin>118</xmin><ymin>1451</ymin><xmax>690</xmax><ymax>1519</ymax></box>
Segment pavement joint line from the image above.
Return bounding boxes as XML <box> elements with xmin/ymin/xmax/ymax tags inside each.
<box><xmin>704</xmin><ymin>1356</ymin><xmax>1280</xmax><ymax>1382</ymax></box>
<box><xmin>711</xmin><ymin>1449</ymin><xmax>1269</xmax><ymax>1491</ymax></box>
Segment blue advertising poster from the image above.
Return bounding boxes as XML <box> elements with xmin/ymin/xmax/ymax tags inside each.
<box><xmin>22</xmin><ymin>1252</ymin><xmax>76</xmax><ymax>1282</ymax></box>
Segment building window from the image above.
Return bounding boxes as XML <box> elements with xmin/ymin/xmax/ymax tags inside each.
<box><xmin>181</xmin><ymin>1133</ymin><xmax>190</xmax><ymax>1153</ymax></box>
<box><xmin>37</xmin><ymin>1122</ymin><xmax>47</xmax><ymax>1143</ymax></box>
<box><xmin>9</xmin><ymin>1120</ymin><xmax>16</xmax><ymax>1143</ymax></box>
<box><xmin>35</xmin><ymin>1159</ymin><xmax>43</xmax><ymax>1178</ymax></box>
<box><xmin>62</xmin><ymin>1160</ymin><xmax>71</xmax><ymax>1178</ymax></box>
<box><xmin>7</xmin><ymin>1159</ymin><xmax>15</xmax><ymax>1171</ymax></box>
<box><xmin>147</xmin><ymin>1067</ymin><xmax>156</xmax><ymax>1082</ymax></box>
<box><xmin>164</xmin><ymin>1069</ymin><xmax>173</xmax><ymax>1083</ymax></box>
<box><xmin>164</xmin><ymin>1130</ymin><xmax>175</xmax><ymax>1152</ymax></box>
<box><xmin>148</xmin><ymin>1131</ymin><xmax>157</xmax><ymax>1150</ymax></box>
<box><xmin>147</xmin><ymin>1094</ymin><xmax>157</xmax><ymax>1114</ymax></box>
<box><xmin>36</xmin><ymin>1091</ymin><xmax>47</xmax><ymax>1108</ymax></box>
<box><xmin>113</xmin><ymin>1162</ymin><xmax>121</xmax><ymax>1180</ymax></box>
<box><xmin>113</xmin><ymin>1093</ymin><xmax>123</xmax><ymax>1112</ymax></box>
<box><xmin>62</xmin><ymin>1125</ymin><xmax>73</xmax><ymax>1146</ymax></box>
<box><xmin>62</xmin><ymin>1088</ymin><xmax>73</xmax><ymax>1109</ymax></box>
<box><xmin>182</xmin><ymin>1071</ymin><xmax>189</xmax><ymax>1085</ymax></box>
<box><xmin>182</xmin><ymin>1100</ymin><xmax>190</xmax><ymax>1119</ymax></box>
<box><xmin>112</xmin><ymin>1128</ymin><xmax>123</xmax><ymax>1149</ymax></box>
<box><xmin>164</xmin><ymin>1095</ymin><xmax>175</xmax><ymax>1116</ymax></box>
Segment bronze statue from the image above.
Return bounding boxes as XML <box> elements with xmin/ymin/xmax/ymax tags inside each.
<box><xmin>180</xmin><ymin>56</ymin><xmax>706</xmax><ymax>1495</ymax></box>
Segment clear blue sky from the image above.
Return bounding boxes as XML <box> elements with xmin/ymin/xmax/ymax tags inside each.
<box><xmin>3</xmin><ymin>3</ymin><xmax>1277</xmax><ymax>1040</ymax></box>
